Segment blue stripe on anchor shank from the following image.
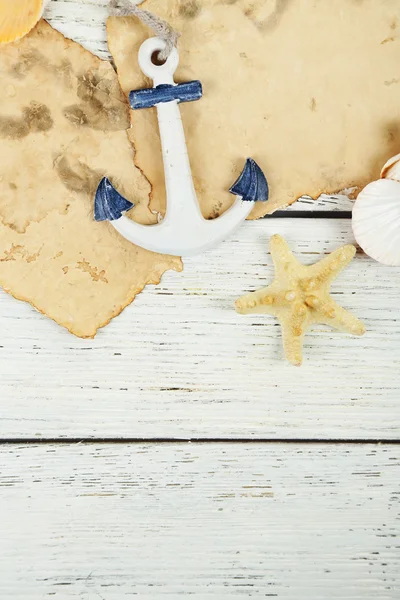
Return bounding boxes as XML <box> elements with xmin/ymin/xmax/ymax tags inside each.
<box><xmin>130</xmin><ymin>81</ymin><xmax>203</xmax><ymax>110</ymax></box>
<box><xmin>94</xmin><ymin>177</ymin><xmax>134</xmax><ymax>222</ymax></box>
<box><xmin>229</xmin><ymin>158</ymin><xmax>269</xmax><ymax>202</ymax></box>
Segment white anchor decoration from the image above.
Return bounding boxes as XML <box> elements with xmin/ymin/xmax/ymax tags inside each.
<box><xmin>95</xmin><ymin>37</ymin><xmax>269</xmax><ymax>257</ymax></box>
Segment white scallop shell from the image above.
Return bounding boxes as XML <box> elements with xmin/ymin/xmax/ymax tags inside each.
<box><xmin>381</xmin><ymin>153</ymin><xmax>400</xmax><ymax>182</ymax></box>
<box><xmin>352</xmin><ymin>178</ymin><xmax>400</xmax><ymax>266</ymax></box>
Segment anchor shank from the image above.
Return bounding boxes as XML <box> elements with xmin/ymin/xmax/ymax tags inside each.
<box><xmin>156</xmin><ymin>100</ymin><xmax>203</xmax><ymax>224</ymax></box>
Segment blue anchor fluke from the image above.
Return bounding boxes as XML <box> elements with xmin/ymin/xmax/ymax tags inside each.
<box><xmin>130</xmin><ymin>81</ymin><xmax>203</xmax><ymax>110</ymax></box>
<box><xmin>94</xmin><ymin>177</ymin><xmax>134</xmax><ymax>222</ymax></box>
<box><xmin>230</xmin><ymin>158</ymin><xmax>269</xmax><ymax>202</ymax></box>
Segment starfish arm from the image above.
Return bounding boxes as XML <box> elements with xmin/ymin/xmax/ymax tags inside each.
<box><xmin>279</xmin><ymin>305</ymin><xmax>309</xmax><ymax>366</ymax></box>
<box><xmin>269</xmin><ymin>234</ymin><xmax>299</xmax><ymax>279</ymax></box>
<box><xmin>280</xmin><ymin>319</ymin><xmax>306</xmax><ymax>366</ymax></box>
<box><xmin>235</xmin><ymin>284</ymin><xmax>279</xmax><ymax>316</ymax></box>
<box><xmin>314</xmin><ymin>298</ymin><xmax>366</xmax><ymax>336</ymax></box>
<box><xmin>309</xmin><ymin>244</ymin><xmax>356</xmax><ymax>287</ymax></box>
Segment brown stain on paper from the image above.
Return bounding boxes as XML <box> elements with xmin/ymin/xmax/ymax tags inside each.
<box><xmin>179</xmin><ymin>1</ymin><xmax>201</xmax><ymax>19</ymax></box>
<box><xmin>244</xmin><ymin>0</ymin><xmax>293</xmax><ymax>31</ymax></box>
<box><xmin>0</xmin><ymin>20</ymin><xmax>181</xmax><ymax>338</ymax></box>
<box><xmin>12</xmin><ymin>50</ymin><xmax>73</xmax><ymax>89</ymax></box>
<box><xmin>0</xmin><ymin>243</ymin><xmax>42</xmax><ymax>263</ymax></box>
<box><xmin>77</xmin><ymin>259</ymin><xmax>109</xmax><ymax>284</ymax></box>
<box><xmin>54</xmin><ymin>155</ymin><xmax>102</xmax><ymax>197</ymax></box>
<box><xmin>0</xmin><ymin>244</ymin><xmax>25</xmax><ymax>262</ymax></box>
<box><xmin>64</xmin><ymin>71</ymin><xmax>130</xmax><ymax>131</ymax></box>
<box><xmin>0</xmin><ymin>102</ymin><xmax>53</xmax><ymax>139</ymax></box>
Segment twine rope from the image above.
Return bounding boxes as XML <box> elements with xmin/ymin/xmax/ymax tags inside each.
<box><xmin>109</xmin><ymin>1</ymin><xmax>180</xmax><ymax>60</ymax></box>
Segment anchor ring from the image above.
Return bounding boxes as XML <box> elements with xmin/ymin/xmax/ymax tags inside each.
<box><xmin>138</xmin><ymin>37</ymin><xmax>179</xmax><ymax>83</ymax></box>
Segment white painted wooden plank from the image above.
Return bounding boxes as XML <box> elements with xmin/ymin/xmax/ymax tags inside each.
<box><xmin>44</xmin><ymin>0</ymin><xmax>112</xmax><ymax>59</ymax></box>
<box><xmin>0</xmin><ymin>443</ymin><xmax>398</xmax><ymax>598</ymax></box>
<box><xmin>286</xmin><ymin>194</ymin><xmax>354</xmax><ymax>212</ymax></box>
<box><xmin>44</xmin><ymin>0</ymin><xmax>141</xmax><ymax>59</ymax></box>
<box><xmin>43</xmin><ymin>0</ymin><xmax>354</xmax><ymax>212</ymax></box>
<box><xmin>0</xmin><ymin>219</ymin><xmax>399</xmax><ymax>440</ymax></box>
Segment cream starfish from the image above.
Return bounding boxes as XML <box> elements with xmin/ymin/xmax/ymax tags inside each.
<box><xmin>235</xmin><ymin>235</ymin><xmax>366</xmax><ymax>366</ymax></box>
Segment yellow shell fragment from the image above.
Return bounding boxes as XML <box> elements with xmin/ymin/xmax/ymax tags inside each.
<box><xmin>380</xmin><ymin>153</ymin><xmax>400</xmax><ymax>182</ymax></box>
<box><xmin>0</xmin><ymin>0</ymin><xmax>44</xmax><ymax>45</ymax></box>
<box><xmin>235</xmin><ymin>236</ymin><xmax>366</xmax><ymax>366</ymax></box>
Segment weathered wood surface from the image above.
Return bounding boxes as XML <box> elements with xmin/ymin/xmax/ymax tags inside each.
<box><xmin>0</xmin><ymin>443</ymin><xmax>398</xmax><ymax>598</ymax></box>
<box><xmin>0</xmin><ymin>219</ymin><xmax>399</xmax><ymax>440</ymax></box>
<box><xmin>1</xmin><ymin>3</ymin><xmax>399</xmax><ymax>598</ymax></box>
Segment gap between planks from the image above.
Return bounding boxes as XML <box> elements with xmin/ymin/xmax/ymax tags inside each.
<box><xmin>0</xmin><ymin>438</ymin><xmax>399</xmax><ymax>445</ymax></box>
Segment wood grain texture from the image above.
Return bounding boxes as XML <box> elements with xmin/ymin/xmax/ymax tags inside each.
<box><xmin>1</xmin><ymin>5</ymin><xmax>398</xmax><ymax>597</ymax></box>
<box><xmin>1</xmin><ymin>219</ymin><xmax>399</xmax><ymax>440</ymax></box>
<box><xmin>44</xmin><ymin>0</ymin><xmax>112</xmax><ymax>60</ymax></box>
<box><xmin>0</xmin><ymin>443</ymin><xmax>398</xmax><ymax>598</ymax></box>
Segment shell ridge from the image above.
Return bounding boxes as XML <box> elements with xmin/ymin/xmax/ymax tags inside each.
<box><xmin>353</xmin><ymin>168</ymin><xmax>400</xmax><ymax>266</ymax></box>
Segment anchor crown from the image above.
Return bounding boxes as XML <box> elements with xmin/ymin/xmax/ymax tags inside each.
<box><xmin>95</xmin><ymin>159</ymin><xmax>269</xmax><ymax>225</ymax></box>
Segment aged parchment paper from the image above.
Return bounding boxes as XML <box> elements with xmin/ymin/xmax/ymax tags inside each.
<box><xmin>0</xmin><ymin>20</ymin><xmax>181</xmax><ymax>338</ymax></box>
<box><xmin>108</xmin><ymin>0</ymin><xmax>400</xmax><ymax>219</ymax></box>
